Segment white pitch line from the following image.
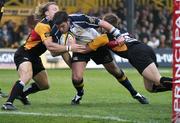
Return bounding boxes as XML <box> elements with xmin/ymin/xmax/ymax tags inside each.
<box><xmin>0</xmin><ymin>111</ymin><xmax>131</xmax><ymax>122</ymax></box>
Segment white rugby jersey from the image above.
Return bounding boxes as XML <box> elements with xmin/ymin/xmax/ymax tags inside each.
<box><xmin>68</xmin><ymin>14</ymin><xmax>101</xmax><ymax>45</ymax></box>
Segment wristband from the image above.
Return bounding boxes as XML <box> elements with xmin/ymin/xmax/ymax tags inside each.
<box><xmin>110</xmin><ymin>27</ymin><xmax>121</xmax><ymax>39</ymax></box>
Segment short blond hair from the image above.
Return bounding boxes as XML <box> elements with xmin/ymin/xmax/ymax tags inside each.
<box><xmin>34</xmin><ymin>2</ymin><xmax>57</xmax><ymax>20</ymax></box>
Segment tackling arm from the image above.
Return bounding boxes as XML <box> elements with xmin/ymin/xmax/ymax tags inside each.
<box><xmin>85</xmin><ymin>20</ymin><xmax>125</xmax><ymax>52</ymax></box>
<box><xmin>44</xmin><ymin>37</ymin><xmax>86</xmax><ymax>53</ymax></box>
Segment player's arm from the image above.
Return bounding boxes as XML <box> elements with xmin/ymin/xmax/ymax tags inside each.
<box><xmin>35</xmin><ymin>23</ymin><xmax>86</xmax><ymax>53</ymax></box>
<box><xmin>44</xmin><ymin>37</ymin><xmax>86</xmax><ymax>53</ymax></box>
<box><xmin>85</xmin><ymin>19</ymin><xmax>124</xmax><ymax>52</ymax></box>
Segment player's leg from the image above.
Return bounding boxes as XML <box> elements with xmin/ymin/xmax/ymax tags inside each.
<box><xmin>127</xmin><ymin>43</ymin><xmax>172</xmax><ymax>92</ymax></box>
<box><xmin>142</xmin><ymin>62</ymin><xmax>172</xmax><ymax>92</ymax></box>
<box><xmin>17</xmin><ymin>70</ymin><xmax>49</xmax><ymax>105</ymax></box>
<box><xmin>33</xmin><ymin>70</ymin><xmax>49</xmax><ymax>90</ymax></box>
<box><xmin>21</xmin><ymin>71</ymin><xmax>49</xmax><ymax>96</ymax></box>
<box><xmin>71</xmin><ymin>61</ymin><xmax>87</xmax><ymax>105</ymax></box>
<box><xmin>17</xmin><ymin>57</ymin><xmax>47</xmax><ymax>105</ymax></box>
<box><xmin>70</xmin><ymin>52</ymin><xmax>89</xmax><ymax>105</ymax></box>
<box><xmin>2</xmin><ymin>61</ymin><xmax>33</xmax><ymax>110</ymax></box>
<box><xmin>92</xmin><ymin>46</ymin><xmax>148</xmax><ymax>104</ymax></box>
<box><xmin>143</xmin><ymin>77</ymin><xmax>169</xmax><ymax>92</ymax></box>
<box><xmin>103</xmin><ymin>60</ymin><xmax>149</xmax><ymax>104</ymax></box>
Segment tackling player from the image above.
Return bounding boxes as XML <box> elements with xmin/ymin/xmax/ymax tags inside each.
<box><xmin>1</xmin><ymin>2</ymin><xmax>85</xmax><ymax>110</ymax></box>
<box><xmin>85</xmin><ymin>13</ymin><xmax>172</xmax><ymax>93</ymax></box>
<box><xmin>53</xmin><ymin>11</ymin><xmax>149</xmax><ymax>105</ymax></box>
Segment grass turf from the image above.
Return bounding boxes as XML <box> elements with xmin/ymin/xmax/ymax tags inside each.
<box><xmin>0</xmin><ymin>68</ymin><xmax>171</xmax><ymax>123</ymax></box>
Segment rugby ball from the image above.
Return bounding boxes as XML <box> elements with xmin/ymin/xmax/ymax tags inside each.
<box><xmin>59</xmin><ymin>32</ymin><xmax>76</xmax><ymax>45</ymax></box>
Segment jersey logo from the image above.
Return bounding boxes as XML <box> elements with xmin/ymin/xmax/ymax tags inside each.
<box><xmin>87</xmin><ymin>16</ymin><xmax>96</xmax><ymax>24</ymax></box>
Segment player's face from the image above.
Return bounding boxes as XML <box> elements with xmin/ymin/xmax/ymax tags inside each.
<box><xmin>46</xmin><ymin>4</ymin><xmax>59</xmax><ymax>20</ymax></box>
<box><xmin>57</xmin><ymin>21</ymin><xmax>70</xmax><ymax>34</ymax></box>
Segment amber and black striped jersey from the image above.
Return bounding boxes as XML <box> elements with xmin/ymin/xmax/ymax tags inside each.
<box><xmin>24</xmin><ymin>18</ymin><xmax>61</xmax><ymax>56</ymax></box>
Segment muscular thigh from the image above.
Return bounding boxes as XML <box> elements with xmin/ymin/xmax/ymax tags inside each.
<box><xmin>14</xmin><ymin>49</ymin><xmax>33</xmax><ymax>83</ymax></box>
<box><xmin>14</xmin><ymin>47</ymin><xmax>45</xmax><ymax>77</ymax></box>
<box><xmin>33</xmin><ymin>70</ymin><xmax>49</xmax><ymax>89</ymax></box>
<box><xmin>142</xmin><ymin>62</ymin><xmax>161</xmax><ymax>85</ymax></box>
<box><xmin>18</xmin><ymin>61</ymin><xmax>33</xmax><ymax>84</ymax></box>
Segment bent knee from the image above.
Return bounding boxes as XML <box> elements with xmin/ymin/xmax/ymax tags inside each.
<box><xmin>72</xmin><ymin>75</ymin><xmax>83</xmax><ymax>82</ymax></box>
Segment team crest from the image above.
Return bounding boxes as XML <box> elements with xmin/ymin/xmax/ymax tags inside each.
<box><xmin>87</xmin><ymin>16</ymin><xmax>96</xmax><ymax>24</ymax></box>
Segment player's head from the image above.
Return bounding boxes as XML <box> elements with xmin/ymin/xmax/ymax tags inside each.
<box><xmin>34</xmin><ymin>2</ymin><xmax>59</xmax><ymax>20</ymax></box>
<box><xmin>53</xmin><ymin>11</ymin><xmax>70</xmax><ymax>34</ymax></box>
<box><xmin>102</xmin><ymin>13</ymin><xmax>120</xmax><ymax>27</ymax></box>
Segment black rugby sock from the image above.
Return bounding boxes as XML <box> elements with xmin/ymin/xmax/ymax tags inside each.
<box><xmin>72</xmin><ymin>79</ymin><xmax>84</xmax><ymax>96</ymax></box>
<box><xmin>119</xmin><ymin>77</ymin><xmax>137</xmax><ymax>96</ymax></box>
<box><xmin>22</xmin><ymin>82</ymin><xmax>40</xmax><ymax>97</ymax></box>
<box><xmin>7</xmin><ymin>80</ymin><xmax>24</xmax><ymax>103</ymax></box>
<box><xmin>160</xmin><ymin>77</ymin><xmax>172</xmax><ymax>90</ymax></box>
<box><xmin>152</xmin><ymin>77</ymin><xmax>172</xmax><ymax>92</ymax></box>
<box><xmin>152</xmin><ymin>84</ymin><xmax>169</xmax><ymax>92</ymax></box>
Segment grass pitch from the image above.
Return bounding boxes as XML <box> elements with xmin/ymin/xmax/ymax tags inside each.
<box><xmin>0</xmin><ymin>68</ymin><xmax>171</xmax><ymax>123</ymax></box>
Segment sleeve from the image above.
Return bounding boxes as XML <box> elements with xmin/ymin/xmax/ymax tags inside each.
<box><xmin>34</xmin><ymin>22</ymin><xmax>51</xmax><ymax>42</ymax></box>
<box><xmin>88</xmin><ymin>34</ymin><xmax>109</xmax><ymax>51</ymax></box>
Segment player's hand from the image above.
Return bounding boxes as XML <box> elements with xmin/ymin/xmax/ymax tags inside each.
<box><xmin>116</xmin><ymin>36</ymin><xmax>125</xmax><ymax>46</ymax></box>
<box><xmin>80</xmin><ymin>45</ymin><xmax>93</xmax><ymax>54</ymax></box>
<box><xmin>71</xmin><ymin>44</ymin><xmax>87</xmax><ymax>53</ymax></box>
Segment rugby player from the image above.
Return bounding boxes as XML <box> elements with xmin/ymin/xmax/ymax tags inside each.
<box><xmin>1</xmin><ymin>2</ymin><xmax>85</xmax><ymax>110</ymax></box>
<box><xmin>83</xmin><ymin>13</ymin><xmax>172</xmax><ymax>93</ymax></box>
<box><xmin>53</xmin><ymin>11</ymin><xmax>149</xmax><ymax>105</ymax></box>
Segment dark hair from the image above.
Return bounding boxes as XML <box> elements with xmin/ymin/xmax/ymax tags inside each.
<box><xmin>53</xmin><ymin>11</ymin><xmax>69</xmax><ymax>25</ymax></box>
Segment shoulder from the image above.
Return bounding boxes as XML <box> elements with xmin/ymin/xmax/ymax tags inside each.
<box><xmin>69</xmin><ymin>14</ymin><xmax>88</xmax><ymax>21</ymax></box>
<box><xmin>35</xmin><ymin>18</ymin><xmax>51</xmax><ymax>30</ymax></box>
<box><xmin>34</xmin><ymin>22</ymin><xmax>51</xmax><ymax>33</ymax></box>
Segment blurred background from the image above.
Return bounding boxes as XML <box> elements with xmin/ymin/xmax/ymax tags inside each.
<box><xmin>0</xmin><ymin>0</ymin><xmax>173</xmax><ymax>69</ymax></box>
